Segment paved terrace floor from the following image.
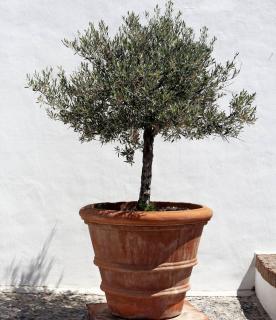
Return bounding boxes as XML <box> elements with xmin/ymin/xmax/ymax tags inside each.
<box><xmin>0</xmin><ymin>292</ymin><xmax>271</xmax><ymax>320</ymax></box>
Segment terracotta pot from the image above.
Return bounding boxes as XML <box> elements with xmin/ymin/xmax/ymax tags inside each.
<box><xmin>80</xmin><ymin>201</ymin><xmax>212</xmax><ymax>319</ymax></box>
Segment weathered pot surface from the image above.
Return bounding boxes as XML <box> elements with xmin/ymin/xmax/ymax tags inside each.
<box><xmin>80</xmin><ymin>201</ymin><xmax>212</xmax><ymax>319</ymax></box>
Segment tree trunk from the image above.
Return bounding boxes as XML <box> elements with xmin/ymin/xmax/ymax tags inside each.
<box><xmin>138</xmin><ymin>127</ymin><xmax>155</xmax><ymax>209</ymax></box>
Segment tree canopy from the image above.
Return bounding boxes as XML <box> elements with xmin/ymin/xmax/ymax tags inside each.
<box><xmin>27</xmin><ymin>1</ymin><xmax>256</xmax><ymax>165</ymax></box>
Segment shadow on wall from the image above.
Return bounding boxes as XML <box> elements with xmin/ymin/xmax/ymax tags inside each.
<box><xmin>2</xmin><ymin>227</ymin><xmax>94</xmax><ymax>319</ymax></box>
<box><xmin>5</xmin><ymin>226</ymin><xmax>63</xmax><ymax>291</ymax></box>
<box><xmin>238</xmin><ymin>256</ymin><xmax>256</xmax><ymax>295</ymax></box>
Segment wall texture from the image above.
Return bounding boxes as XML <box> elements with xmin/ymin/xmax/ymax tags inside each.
<box><xmin>0</xmin><ymin>0</ymin><xmax>276</xmax><ymax>293</ymax></box>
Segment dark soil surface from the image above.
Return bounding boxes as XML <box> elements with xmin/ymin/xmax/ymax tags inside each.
<box><xmin>0</xmin><ymin>292</ymin><xmax>270</xmax><ymax>320</ymax></box>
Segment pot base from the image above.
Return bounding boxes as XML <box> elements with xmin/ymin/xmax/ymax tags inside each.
<box><xmin>86</xmin><ymin>302</ymin><xmax>208</xmax><ymax>320</ymax></box>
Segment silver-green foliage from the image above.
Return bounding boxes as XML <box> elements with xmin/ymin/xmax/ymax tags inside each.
<box><xmin>27</xmin><ymin>1</ymin><xmax>256</xmax><ymax>164</ymax></box>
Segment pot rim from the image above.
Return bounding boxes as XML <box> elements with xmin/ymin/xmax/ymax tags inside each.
<box><xmin>79</xmin><ymin>201</ymin><xmax>212</xmax><ymax>226</ymax></box>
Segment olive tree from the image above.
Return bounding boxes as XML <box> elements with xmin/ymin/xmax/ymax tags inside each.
<box><xmin>27</xmin><ymin>1</ymin><xmax>256</xmax><ymax>210</ymax></box>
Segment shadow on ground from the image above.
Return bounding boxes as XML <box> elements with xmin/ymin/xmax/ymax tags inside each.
<box><xmin>189</xmin><ymin>295</ymin><xmax>270</xmax><ymax>320</ymax></box>
<box><xmin>0</xmin><ymin>293</ymin><xmax>271</xmax><ymax>320</ymax></box>
<box><xmin>237</xmin><ymin>296</ymin><xmax>271</xmax><ymax>320</ymax></box>
<box><xmin>236</xmin><ymin>256</ymin><xmax>270</xmax><ymax>319</ymax></box>
<box><xmin>0</xmin><ymin>292</ymin><xmax>104</xmax><ymax>320</ymax></box>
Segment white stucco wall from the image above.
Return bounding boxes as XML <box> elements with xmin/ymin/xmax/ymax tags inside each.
<box><xmin>1</xmin><ymin>0</ymin><xmax>276</xmax><ymax>293</ymax></box>
<box><xmin>255</xmin><ymin>269</ymin><xmax>276</xmax><ymax>319</ymax></box>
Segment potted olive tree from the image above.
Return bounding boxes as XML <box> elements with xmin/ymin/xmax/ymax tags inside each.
<box><xmin>27</xmin><ymin>2</ymin><xmax>256</xmax><ymax>319</ymax></box>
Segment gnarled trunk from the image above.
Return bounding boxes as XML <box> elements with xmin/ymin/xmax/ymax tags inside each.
<box><xmin>138</xmin><ymin>127</ymin><xmax>155</xmax><ymax>209</ymax></box>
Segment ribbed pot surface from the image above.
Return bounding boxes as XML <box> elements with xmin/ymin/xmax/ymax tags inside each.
<box><xmin>80</xmin><ymin>201</ymin><xmax>212</xmax><ymax>319</ymax></box>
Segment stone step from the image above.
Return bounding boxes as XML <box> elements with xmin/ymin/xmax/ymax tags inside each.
<box><xmin>256</xmin><ymin>254</ymin><xmax>276</xmax><ymax>288</ymax></box>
